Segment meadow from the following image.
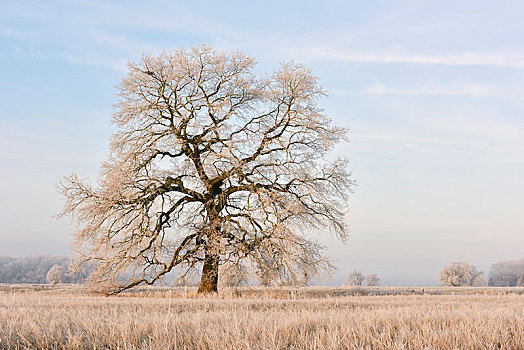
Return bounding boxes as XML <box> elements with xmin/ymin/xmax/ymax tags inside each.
<box><xmin>1</xmin><ymin>285</ymin><xmax>523</xmax><ymax>349</ymax></box>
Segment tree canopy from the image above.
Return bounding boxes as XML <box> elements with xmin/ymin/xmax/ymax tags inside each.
<box><xmin>438</xmin><ymin>262</ymin><xmax>485</xmax><ymax>287</ymax></box>
<box><xmin>59</xmin><ymin>45</ymin><xmax>353</xmax><ymax>293</ymax></box>
<box><xmin>345</xmin><ymin>269</ymin><xmax>365</xmax><ymax>286</ymax></box>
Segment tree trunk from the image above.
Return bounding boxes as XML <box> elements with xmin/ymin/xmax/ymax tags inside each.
<box><xmin>197</xmin><ymin>247</ymin><xmax>219</xmax><ymax>294</ymax></box>
<box><xmin>198</xmin><ymin>209</ymin><xmax>221</xmax><ymax>294</ymax></box>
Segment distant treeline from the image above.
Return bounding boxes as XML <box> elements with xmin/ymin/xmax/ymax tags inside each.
<box><xmin>0</xmin><ymin>255</ymin><xmax>87</xmax><ymax>284</ymax></box>
<box><xmin>488</xmin><ymin>259</ymin><xmax>524</xmax><ymax>287</ymax></box>
<box><xmin>1</xmin><ymin>254</ymin><xmax>524</xmax><ymax>286</ymax></box>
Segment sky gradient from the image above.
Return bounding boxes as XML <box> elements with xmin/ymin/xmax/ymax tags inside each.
<box><xmin>1</xmin><ymin>0</ymin><xmax>523</xmax><ymax>285</ymax></box>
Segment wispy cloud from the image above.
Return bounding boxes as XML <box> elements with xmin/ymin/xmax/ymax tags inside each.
<box><xmin>363</xmin><ymin>82</ymin><xmax>492</xmax><ymax>96</ymax></box>
<box><xmin>301</xmin><ymin>47</ymin><xmax>524</xmax><ymax>68</ymax></box>
<box><xmin>61</xmin><ymin>54</ymin><xmax>128</xmax><ymax>72</ymax></box>
<box><xmin>351</xmin><ymin>108</ymin><xmax>524</xmax><ymax>160</ymax></box>
<box><xmin>0</xmin><ymin>25</ymin><xmax>29</xmax><ymax>38</ymax></box>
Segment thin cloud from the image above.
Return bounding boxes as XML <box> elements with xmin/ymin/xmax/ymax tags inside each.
<box><xmin>351</xmin><ymin>112</ymin><xmax>524</xmax><ymax>158</ymax></box>
<box><xmin>0</xmin><ymin>26</ymin><xmax>29</xmax><ymax>38</ymax></box>
<box><xmin>363</xmin><ymin>82</ymin><xmax>491</xmax><ymax>96</ymax></box>
<box><xmin>61</xmin><ymin>54</ymin><xmax>128</xmax><ymax>72</ymax></box>
<box><xmin>302</xmin><ymin>48</ymin><xmax>524</xmax><ymax>68</ymax></box>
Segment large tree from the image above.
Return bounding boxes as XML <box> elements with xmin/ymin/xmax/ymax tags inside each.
<box><xmin>59</xmin><ymin>45</ymin><xmax>353</xmax><ymax>294</ymax></box>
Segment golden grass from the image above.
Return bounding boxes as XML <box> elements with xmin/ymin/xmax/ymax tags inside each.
<box><xmin>1</xmin><ymin>286</ymin><xmax>523</xmax><ymax>349</ymax></box>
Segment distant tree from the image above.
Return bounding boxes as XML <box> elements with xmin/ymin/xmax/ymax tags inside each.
<box><xmin>438</xmin><ymin>262</ymin><xmax>484</xmax><ymax>287</ymax></box>
<box><xmin>253</xmin><ymin>242</ymin><xmax>334</xmax><ymax>287</ymax></box>
<box><xmin>58</xmin><ymin>45</ymin><xmax>353</xmax><ymax>294</ymax></box>
<box><xmin>171</xmin><ymin>267</ymin><xmax>198</xmax><ymax>287</ymax></box>
<box><xmin>471</xmin><ymin>276</ymin><xmax>487</xmax><ymax>287</ymax></box>
<box><xmin>488</xmin><ymin>259</ymin><xmax>524</xmax><ymax>286</ymax></box>
<box><xmin>46</xmin><ymin>264</ymin><xmax>63</xmax><ymax>285</ymax></box>
<box><xmin>254</xmin><ymin>254</ymin><xmax>280</xmax><ymax>287</ymax></box>
<box><xmin>0</xmin><ymin>255</ymin><xmax>85</xmax><ymax>284</ymax></box>
<box><xmin>365</xmin><ymin>274</ymin><xmax>379</xmax><ymax>286</ymax></box>
<box><xmin>298</xmin><ymin>264</ymin><xmax>311</xmax><ymax>287</ymax></box>
<box><xmin>345</xmin><ymin>269</ymin><xmax>364</xmax><ymax>286</ymax></box>
<box><xmin>218</xmin><ymin>263</ymin><xmax>249</xmax><ymax>288</ymax></box>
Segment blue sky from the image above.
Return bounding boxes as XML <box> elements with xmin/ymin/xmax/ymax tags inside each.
<box><xmin>1</xmin><ymin>0</ymin><xmax>523</xmax><ymax>285</ymax></box>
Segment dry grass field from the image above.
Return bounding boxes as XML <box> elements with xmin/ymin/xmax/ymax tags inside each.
<box><xmin>1</xmin><ymin>285</ymin><xmax>523</xmax><ymax>349</ymax></box>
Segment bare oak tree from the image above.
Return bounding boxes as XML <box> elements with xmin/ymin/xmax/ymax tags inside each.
<box><xmin>58</xmin><ymin>45</ymin><xmax>353</xmax><ymax>294</ymax></box>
